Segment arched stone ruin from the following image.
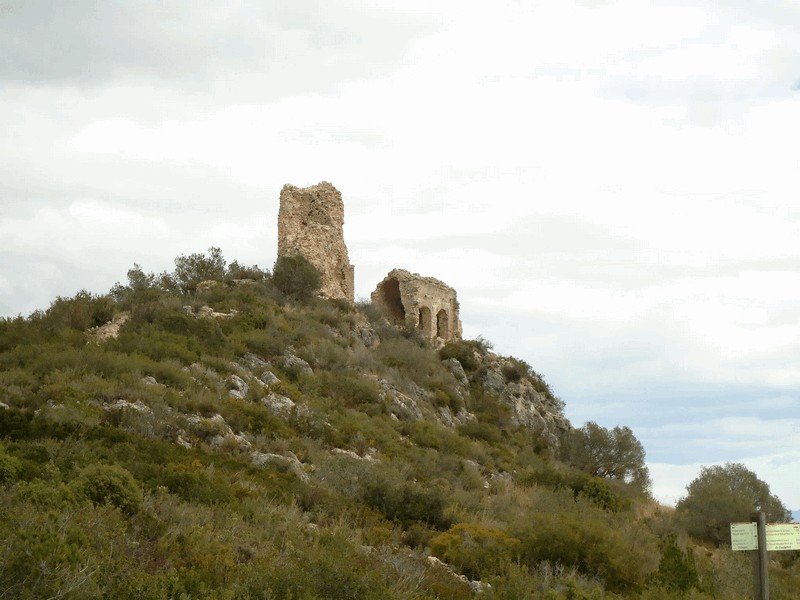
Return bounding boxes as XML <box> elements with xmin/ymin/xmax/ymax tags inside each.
<box><xmin>371</xmin><ymin>269</ymin><xmax>462</xmax><ymax>343</ymax></box>
<box><xmin>277</xmin><ymin>182</ymin><xmax>355</xmax><ymax>302</ymax></box>
<box><xmin>274</xmin><ymin>182</ymin><xmax>463</xmax><ymax>344</ymax></box>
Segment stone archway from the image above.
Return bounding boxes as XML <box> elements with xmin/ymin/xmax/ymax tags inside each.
<box><xmin>379</xmin><ymin>278</ymin><xmax>405</xmax><ymax>325</ymax></box>
<box><xmin>418</xmin><ymin>306</ymin><xmax>432</xmax><ymax>337</ymax></box>
<box><xmin>436</xmin><ymin>309</ymin><xmax>449</xmax><ymax>339</ymax></box>
<box><xmin>371</xmin><ymin>269</ymin><xmax>462</xmax><ymax>342</ymax></box>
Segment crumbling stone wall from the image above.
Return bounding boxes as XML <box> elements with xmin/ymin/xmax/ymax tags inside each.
<box><xmin>277</xmin><ymin>182</ymin><xmax>355</xmax><ymax>302</ymax></box>
<box><xmin>371</xmin><ymin>269</ymin><xmax>462</xmax><ymax>342</ymax></box>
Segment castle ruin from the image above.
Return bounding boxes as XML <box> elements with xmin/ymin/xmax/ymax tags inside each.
<box><xmin>371</xmin><ymin>269</ymin><xmax>462</xmax><ymax>343</ymax></box>
<box><xmin>277</xmin><ymin>182</ymin><xmax>355</xmax><ymax>302</ymax></box>
<box><xmin>276</xmin><ymin>182</ymin><xmax>462</xmax><ymax>342</ymax></box>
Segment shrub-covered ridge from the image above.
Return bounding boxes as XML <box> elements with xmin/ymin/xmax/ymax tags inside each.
<box><xmin>1</xmin><ymin>249</ymin><xmax>798</xmax><ymax>599</ymax></box>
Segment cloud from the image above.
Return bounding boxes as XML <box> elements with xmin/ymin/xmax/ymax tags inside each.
<box><xmin>639</xmin><ymin>415</ymin><xmax>800</xmax><ymax>510</ymax></box>
<box><xmin>0</xmin><ymin>1</ymin><xmax>433</xmax><ymax>100</ymax></box>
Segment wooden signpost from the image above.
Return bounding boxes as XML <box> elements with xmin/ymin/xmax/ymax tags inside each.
<box><xmin>730</xmin><ymin>513</ymin><xmax>800</xmax><ymax>600</ymax></box>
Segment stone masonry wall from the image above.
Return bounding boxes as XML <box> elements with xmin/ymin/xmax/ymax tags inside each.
<box><xmin>277</xmin><ymin>182</ymin><xmax>355</xmax><ymax>302</ymax></box>
<box><xmin>371</xmin><ymin>269</ymin><xmax>462</xmax><ymax>342</ymax></box>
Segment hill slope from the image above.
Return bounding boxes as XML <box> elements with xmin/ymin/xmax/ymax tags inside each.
<box><xmin>0</xmin><ymin>254</ymin><xmax>797</xmax><ymax>599</ymax></box>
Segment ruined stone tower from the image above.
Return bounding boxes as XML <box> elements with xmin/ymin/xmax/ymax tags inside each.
<box><xmin>277</xmin><ymin>182</ymin><xmax>355</xmax><ymax>302</ymax></box>
<box><xmin>371</xmin><ymin>269</ymin><xmax>462</xmax><ymax>343</ymax></box>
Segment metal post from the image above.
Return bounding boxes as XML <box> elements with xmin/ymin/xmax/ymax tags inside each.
<box><xmin>751</xmin><ymin>550</ymin><xmax>760</xmax><ymax>600</ymax></box>
<box><xmin>757</xmin><ymin>511</ymin><xmax>769</xmax><ymax>600</ymax></box>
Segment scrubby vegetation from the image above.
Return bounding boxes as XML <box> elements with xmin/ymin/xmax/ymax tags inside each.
<box><xmin>0</xmin><ymin>248</ymin><xmax>797</xmax><ymax>599</ymax></box>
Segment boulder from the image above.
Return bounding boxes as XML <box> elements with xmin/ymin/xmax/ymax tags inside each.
<box><xmin>262</xmin><ymin>392</ymin><xmax>295</xmax><ymax>417</ymax></box>
<box><xmin>227</xmin><ymin>374</ymin><xmax>249</xmax><ymax>399</ymax></box>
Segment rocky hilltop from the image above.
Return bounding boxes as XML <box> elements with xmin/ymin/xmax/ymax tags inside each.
<box><xmin>5</xmin><ymin>183</ymin><xmax>784</xmax><ymax>599</ymax></box>
<box><xmin>0</xmin><ymin>252</ymin><xmax>581</xmax><ymax>597</ymax></box>
<box><xmin>4</xmin><ymin>245</ymin><xmax>794</xmax><ymax>598</ymax></box>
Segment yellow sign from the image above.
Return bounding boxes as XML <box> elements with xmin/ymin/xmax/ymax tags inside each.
<box><xmin>731</xmin><ymin>522</ymin><xmax>758</xmax><ymax>551</ymax></box>
<box><xmin>766</xmin><ymin>523</ymin><xmax>800</xmax><ymax>551</ymax></box>
<box><xmin>730</xmin><ymin>522</ymin><xmax>800</xmax><ymax>551</ymax></box>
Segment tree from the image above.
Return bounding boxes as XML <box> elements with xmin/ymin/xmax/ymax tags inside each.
<box><xmin>110</xmin><ymin>263</ymin><xmax>162</xmax><ymax>306</ymax></box>
<box><xmin>44</xmin><ymin>290</ymin><xmax>116</xmax><ymax>331</ymax></box>
<box><xmin>650</xmin><ymin>534</ymin><xmax>700</xmax><ymax>592</ymax></box>
<box><xmin>272</xmin><ymin>255</ymin><xmax>321</xmax><ymax>301</ymax></box>
<box><xmin>0</xmin><ymin>446</ymin><xmax>21</xmax><ymax>485</ymax></box>
<box><xmin>171</xmin><ymin>246</ymin><xmax>227</xmax><ymax>294</ymax></box>
<box><xmin>561</xmin><ymin>421</ymin><xmax>651</xmax><ymax>494</ymax></box>
<box><xmin>676</xmin><ymin>462</ymin><xmax>791</xmax><ymax>546</ymax></box>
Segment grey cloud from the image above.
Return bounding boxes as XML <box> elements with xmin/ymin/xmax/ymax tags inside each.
<box><xmin>0</xmin><ymin>198</ymin><xmax>278</xmax><ymax>319</ymax></box>
<box><xmin>357</xmin><ymin>210</ymin><xmax>800</xmax><ymax>293</ymax></box>
<box><xmin>722</xmin><ymin>0</ymin><xmax>800</xmax><ymax>28</ymax></box>
<box><xmin>598</xmin><ymin>2</ymin><xmax>800</xmax><ymax>111</ymax></box>
<box><xmin>605</xmin><ymin>71</ymin><xmax>800</xmax><ymax>116</ymax></box>
<box><xmin>0</xmin><ymin>1</ymin><xmax>433</xmax><ymax>97</ymax></box>
<box><xmin>357</xmin><ymin>214</ymin><xmax>640</xmax><ymax>258</ymax></box>
<box><xmin>0</xmin><ymin>151</ymin><xmax>271</xmax><ymax>218</ymax></box>
<box><xmin>0</xmin><ymin>251</ymin><xmax>113</xmax><ymax>317</ymax></box>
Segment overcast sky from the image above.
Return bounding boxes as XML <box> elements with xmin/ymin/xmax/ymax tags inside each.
<box><xmin>1</xmin><ymin>0</ymin><xmax>799</xmax><ymax>511</ymax></box>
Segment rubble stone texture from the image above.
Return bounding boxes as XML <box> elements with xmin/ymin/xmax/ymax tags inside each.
<box><xmin>277</xmin><ymin>182</ymin><xmax>355</xmax><ymax>302</ymax></box>
<box><xmin>86</xmin><ymin>312</ymin><xmax>130</xmax><ymax>343</ymax></box>
<box><xmin>371</xmin><ymin>268</ymin><xmax>462</xmax><ymax>342</ymax></box>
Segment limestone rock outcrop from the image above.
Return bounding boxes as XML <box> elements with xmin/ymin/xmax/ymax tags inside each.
<box><xmin>371</xmin><ymin>269</ymin><xmax>462</xmax><ymax>342</ymax></box>
<box><xmin>86</xmin><ymin>312</ymin><xmax>129</xmax><ymax>343</ymax></box>
<box><xmin>477</xmin><ymin>354</ymin><xmax>570</xmax><ymax>449</ymax></box>
<box><xmin>278</xmin><ymin>182</ymin><xmax>355</xmax><ymax>302</ymax></box>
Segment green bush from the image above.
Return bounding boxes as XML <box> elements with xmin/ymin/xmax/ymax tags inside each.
<box><xmin>74</xmin><ymin>463</ymin><xmax>142</xmax><ymax>514</ymax></box>
<box><xmin>0</xmin><ymin>447</ymin><xmax>22</xmax><ymax>485</ymax></box>
<box><xmin>363</xmin><ymin>477</ymin><xmax>451</xmax><ymax>530</ymax></box>
<box><xmin>114</xmin><ymin>325</ymin><xmax>200</xmax><ymax>363</ymax></box>
<box><xmin>379</xmin><ymin>337</ymin><xmax>434</xmax><ymax>373</ymax></box>
<box><xmin>44</xmin><ymin>290</ymin><xmax>117</xmax><ymax>332</ymax></box>
<box><xmin>160</xmin><ymin>466</ymin><xmax>234</xmax><ymax>505</ymax></box>
<box><xmin>430</xmin><ymin>523</ymin><xmax>521</xmax><ymax>579</ymax></box>
<box><xmin>438</xmin><ymin>338</ymin><xmax>491</xmax><ymax>372</ymax></box>
<box><xmin>576</xmin><ymin>477</ymin><xmax>628</xmax><ymax>512</ymax></box>
<box><xmin>224</xmin><ymin>259</ymin><xmax>269</xmax><ymax>282</ymax></box>
<box><xmin>309</xmin><ymin>299</ymin><xmax>357</xmax><ymax>335</ymax></box>
<box><xmin>430</xmin><ymin>379</ymin><xmax>463</xmax><ymax>412</ymax></box>
<box><xmin>466</xmin><ymin>387</ymin><xmax>513</xmax><ymax>430</ymax></box>
<box><xmin>272</xmin><ymin>255</ymin><xmax>322</xmax><ymax>301</ymax></box>
<box><xmin>501</xmin><ymin>358</ymin><xmax>531</xmax><ymax>383</ymax></box>
<box><xmin>217</xmin><ymin>399</ymin><xmax>294</xmax><ymax>439</ymax></box>
<box><xmin>408</xmin><ymin>420</ymin><xmax>470</xmax><ymax>456</ymax></box>
<box><xmin>518</xmin><ymin>512</ymin><xmax>651</xmax><ymax>593</ymax></box>
<box><xmin>0</xmin><ymin>315</ymin><xmax>37</xmax><ymax>353</ymax></box>
<box><xmin>153</xmin><ymin>312</ymin><xmax>229</xmax><ymax>355</ymax></box>
<box><xmin>306</xmin><ymin>337</ymin><xmax>351</xmax><ymax>371</ymax></box>
<box><xmin>314</xmin><ymin>372</ymin><xmax>381</xmax><ymax>407</ymax></box>
<box><xmin>458</xmin><ymin>420</ymin><xmax>502</xmax><ymax>444</ymax></box>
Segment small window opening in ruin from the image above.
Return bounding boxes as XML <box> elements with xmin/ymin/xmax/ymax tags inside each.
<box><xmin>418</xmin><ymin>306</ymin><xmax>432</xmax><ymax>337</ymax></box>
<box><xmin>380</xmin><ymin>278</ymin><xmax>405</xmax><ymax>325</ymax></box>
<box><xmin>436</xmin><ymin>309</ymin><xmax>449</xmax><ymax>339</ymax></box>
